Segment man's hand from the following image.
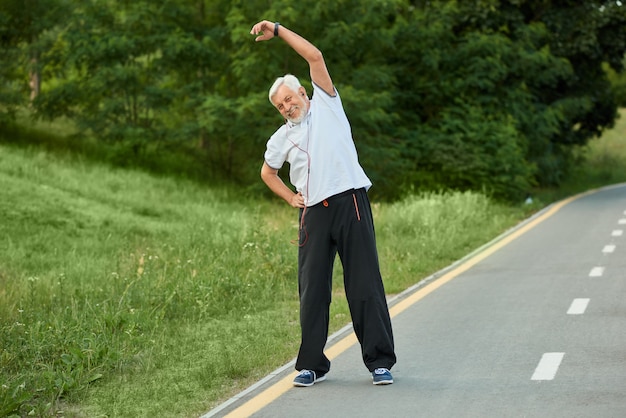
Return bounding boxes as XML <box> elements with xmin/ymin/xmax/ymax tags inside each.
<box><xmin>261</xmin><ymin>162</ymin><xmax>306</xmax><ymax>208</ymax></box>
<box><xmin>290</xmin><ymin>192</ymin><xmax>305</xmax><ymax>209</ymax></box>
<box><xmin>250</xmin><ymin>20</ymin><xmax>275</xmax><ymax>42</ymax></box>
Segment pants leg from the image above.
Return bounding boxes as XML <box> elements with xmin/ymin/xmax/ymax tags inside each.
<box><xmin>295</xmin><ymin>206</ymin><xmax>335</xmax><ymax>375</ymax></box>
<box><xmin>335</xmin><ymin>189</ymin><xmax>396</xmax><ymax>371</ymax></box>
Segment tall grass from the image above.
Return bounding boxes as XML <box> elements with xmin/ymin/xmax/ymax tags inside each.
<box><xmin>0</xmin><ymin>146</ymin><xmax>299</xmax><ymax>416</ymax></box>
<box><xmin>376</xmin><ymin>191</ymin><xmax>519</xmax><ymax>295</ymax></box>
<box><xmin>1</xmin><ymin>109</ymin><xmax>625</xmax><ymax>417</ymax></box>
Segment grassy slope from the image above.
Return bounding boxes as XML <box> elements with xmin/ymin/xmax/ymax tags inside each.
<box><xmin>0</xmin><ymin>146</ymin><xmax>301</xmax><ymax>416</ymax></box>
<box><xmin>1</xmin><ymin>110</ymin><xmax>624</xmax><ymax>417</ymax></box>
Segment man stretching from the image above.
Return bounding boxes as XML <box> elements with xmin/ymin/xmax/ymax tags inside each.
<box><xmin>250</xmin><ymin>20</ymin><xmax>396</xmax><ymax>386</ymax></box>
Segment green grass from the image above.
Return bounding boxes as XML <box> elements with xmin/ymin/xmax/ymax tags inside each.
<box><xmin>0</xmin><ymin>146</ymin><xmax>300</xmax><ymax>417</ymax></box>
<box><xmin>1</xmin><ymin>109</ymin><xmax>625</xmax><ymax>417</ymax></box>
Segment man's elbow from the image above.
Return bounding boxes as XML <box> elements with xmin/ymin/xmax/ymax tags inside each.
<box><xmin>309</xmin><ymin>49</ymin><xmax>324</xmax><ymax>64</ymax></box>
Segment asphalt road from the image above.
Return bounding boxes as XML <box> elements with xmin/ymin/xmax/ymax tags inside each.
<box><xmin>204</xmin><ymin>184</ymin><xmax>626</xmax><ymax>418</ymax></box>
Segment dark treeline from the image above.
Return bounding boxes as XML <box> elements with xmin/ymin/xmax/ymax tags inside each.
<box><xmin>1</xmin><ymin>0</ymin><xmax>625</xmax><ymax>201</ymax></box>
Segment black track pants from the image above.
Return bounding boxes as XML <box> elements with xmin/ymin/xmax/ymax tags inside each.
<box><xmin>295</xmin><ymin>188</ymin><xmax>396</xmax><ymax>375</ymax></box>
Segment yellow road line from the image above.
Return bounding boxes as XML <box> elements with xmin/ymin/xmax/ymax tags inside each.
<box><xmin>222</xmin><ymin>192</ymin><xmax>584</xmax><ymax>417</ymax></box>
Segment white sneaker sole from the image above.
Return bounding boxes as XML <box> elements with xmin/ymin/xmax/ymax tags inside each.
<box><xmin>373</xmin><ymin>378</ymin><xmax>393</xmax><ymax>385</ymax></box>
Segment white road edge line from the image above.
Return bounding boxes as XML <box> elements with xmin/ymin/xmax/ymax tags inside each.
<box><xmin>589</xmin><ymin>266</ymin><xmax>605</xmax><ymax>277</ymax></box>
<box><xmin>567</xmin><ymin>298</ymin><xmax>590</xmax><ymax>315</ymax></box>
<box><xmin>531</xmin><ymin>352</ymin><xmax>565</xmax><ymax>381</ymax></box>
<box><xmin>602</xmin><ymin>244</ymin><xmax>616</xmax><ymax>253</ymax></box>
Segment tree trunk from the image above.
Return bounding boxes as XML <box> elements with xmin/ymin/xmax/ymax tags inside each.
<box><xmin>197</xmin><ymin>0</ymin><xmax>207</xmax><ymax>150</ymax></box>
<box><xmin>197</xmin><ymin>0</ymin><xmax>205</xmax><ymax>20</ymax></box>
<box><xmin>29</xmin><ymin>51</ymin><xmax>40</xmax><ymax>102</ymax></box>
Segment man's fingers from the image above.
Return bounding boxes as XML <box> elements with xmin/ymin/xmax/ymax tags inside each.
<box><xmin>250</xmin><ymin>21</ymin><xmax>266</xmax><ymax>34</ymax></box>
<box><xmin>291</xmin><ymin>193</ymin><xmax>305</xmax><ymax>208</ymax></box>
<box><xmin>251</xmin><ymin>21</ymin><xmax>274</xmax><ymax>41</ymax></box>
<box><xmin>254</xmin><ymin>32</ymin><xmax>272</xmax><ymax>42</ymax></box>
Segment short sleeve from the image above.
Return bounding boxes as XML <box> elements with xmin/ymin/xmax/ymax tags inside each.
<box><xmin>264</xmin><ymin>127</ymin><xmax>288</xmax><ymax>170</ymax></box>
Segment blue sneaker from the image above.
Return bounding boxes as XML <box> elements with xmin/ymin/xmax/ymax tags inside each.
<box><xmin>372</xmin><ymin>368</ymin><xmax>393</xmax><ymax>385</ymax></box>
<box><xmin>293</xmin><ymin>370</ymin><xmax>326</xmax><ymax>387</ymax></box>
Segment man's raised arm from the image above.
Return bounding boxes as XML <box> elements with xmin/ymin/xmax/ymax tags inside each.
<box><xmin>250</xmin><ymin>20</ymin><xmax>335</xmax><ymax>96</ymax></box>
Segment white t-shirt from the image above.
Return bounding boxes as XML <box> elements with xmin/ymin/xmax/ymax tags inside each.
<box><xmin>264</xmin><ymin>83</ymin><xmax>372</xmax><ymax>207</ymax></box>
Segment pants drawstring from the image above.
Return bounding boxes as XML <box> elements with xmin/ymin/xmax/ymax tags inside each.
<box><xmin>352</xmin><ymin>194</ymin><xmax>361</xmax><ymax>221</ymax></box>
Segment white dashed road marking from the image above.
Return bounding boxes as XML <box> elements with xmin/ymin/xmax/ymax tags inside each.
<box><xmin>619</xmin><ymin>219</ymin><xmax>626</xmax><ymax>225</ymax></box>
<box><xmin>531</xmin><ymin>353</ymin><xmax>565</xmax><ymax>381</ymax></box>
<box><xmin>612</xmin><ymin>230</ymin><xmax>623</xmax><ymax>237</ymax></box>
<box><xmin>567</xmin><ymin>298</ymin><xmax>590</xmax><ymax>315</ymax></box>
<box><xmin>602</xmin><ymin>245</ymin><xmax>616</xmax><ymax>253</ymax></box>
<box><xmin>589</xmin><ymin>267</ymin><xmax>604</xmax><ymax>277</ymax></box>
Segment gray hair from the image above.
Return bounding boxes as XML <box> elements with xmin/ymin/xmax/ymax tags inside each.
<box><xmin>269</xmin><ymin>74</ymin><xmax>302</xmax><ymax>104</ymax></box>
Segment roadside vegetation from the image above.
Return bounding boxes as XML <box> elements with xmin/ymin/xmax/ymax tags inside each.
<box><xmin>1</xmin><ymin>109</ymin><xmax>625</xmax><ymax>417</ymax></box>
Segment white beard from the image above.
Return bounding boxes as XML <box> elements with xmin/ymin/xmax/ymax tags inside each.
<box><xmin>286</xmin><ymin>96</ymin><xmax>308</xmax><ymax>124</ymax></box>
<box><xmin>287</xmin><ymin>109</ymin><xmax>306</xmax><ymax>124</ymax></box>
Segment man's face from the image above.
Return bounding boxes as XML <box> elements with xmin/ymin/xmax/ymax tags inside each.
<box><xmin>271</xmin><ymin>84</ymin><xmax>309</xmax><ymax>124</ymax></box>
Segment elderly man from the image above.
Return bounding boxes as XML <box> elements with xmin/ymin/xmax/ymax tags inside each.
<box><xmin>250</xmin><ymin>20</ymin><xmax>396</xmax><ymax>386</ymax></box>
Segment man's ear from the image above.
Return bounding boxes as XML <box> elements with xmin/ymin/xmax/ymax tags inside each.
<box><xmin>299</xmin><ymin>86</ymin><xmax>307</xmax><ymax>98</ymax></box>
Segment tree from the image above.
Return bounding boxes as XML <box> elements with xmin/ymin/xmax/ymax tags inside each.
<box><xmin>391</xmin><ymin>3</ymin><xmax>541</xmax><ymax>199</ymax></box>
<box><xmin>391</xmin><ymin>0</ymin><xmax>626</xmax><ymax>197</ymax></box>
<box><xmin>0</xmin><ymin>0</ymin><xmax>70</xmax><ymax>119</ymax></box>
<box><xmin>606</xmin><ymin>58</ymin><xmax>626</xmax><ymax>106</ymax></box>
<box><xmin>456</xmin><ymin>0</ymin><xmax>626</xmax><ymax>185</ymax></box>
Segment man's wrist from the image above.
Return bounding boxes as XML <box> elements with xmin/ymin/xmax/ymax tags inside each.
<box><xmin>274</xmin><ymin>22</ymin><xmax>280</xmax><ymax>37</ymax></box>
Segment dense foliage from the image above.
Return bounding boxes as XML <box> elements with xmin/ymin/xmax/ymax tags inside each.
<box><xmin>1</xmin><ymin>0</ymin><xmax>625</xmax><ymax>200</ymax></box>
